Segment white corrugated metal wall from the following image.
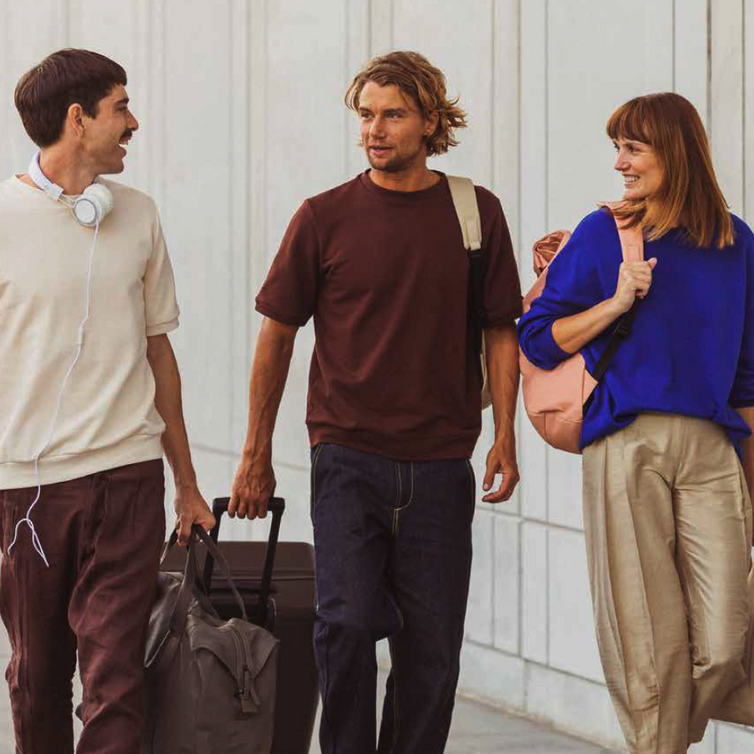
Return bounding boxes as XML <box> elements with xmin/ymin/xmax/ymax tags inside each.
<box><xmin>1</xmin><ymin>1</ymin><xmax>752</xmax><ymax>750</ymax></box>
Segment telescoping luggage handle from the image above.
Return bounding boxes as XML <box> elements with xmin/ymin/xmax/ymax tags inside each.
<box><xmin>201</xmin><ymin>496</ymin><xmax>285</xmax><ymax>628</ymax></box>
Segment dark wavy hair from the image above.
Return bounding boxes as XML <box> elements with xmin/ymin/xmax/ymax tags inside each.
<box><xmin>345</xmin><ymin>51</ymin><xmax>467</xmax><ymax>157</ymax></box>
<box><xmin>15</xmin><ymin>48</ymin><xmax>127</xmax><ymax>148</ymax></box>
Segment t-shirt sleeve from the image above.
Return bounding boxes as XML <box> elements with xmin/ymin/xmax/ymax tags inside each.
<box><xmin>517</xmin><ymin>211</ymin><xmax>609</xmax><ymax>370</ymax></box>
<box><xmin>144</xmin><ymin>204</ymin><xmax>180</xmax><ymax>336</ymax></box>
<box><xmin>481</xmin><ymin>193</ymin><xmax>523</xmax><ymax>327</ymax></box>
<box><xmin>255</xmin><ymin>200</ymin><xmax>320</xmax><ymax>327</ymax></box>
<box><xmin>731</xmin><ymin>224</ymin><xmax>754</xmax><ymax>407</ymax></box>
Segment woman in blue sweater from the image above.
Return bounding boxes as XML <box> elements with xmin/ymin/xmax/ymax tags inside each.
<box><xmin>518</xmin><ymin>92</ymin><xmax>754</xmax><ymax>753</ymax></box>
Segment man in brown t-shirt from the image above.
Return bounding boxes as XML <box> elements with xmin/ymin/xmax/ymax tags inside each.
<box><xmin>231</xmin><ymin>51</ymin><xmax>523</xmax><ymax>754</ymax></box>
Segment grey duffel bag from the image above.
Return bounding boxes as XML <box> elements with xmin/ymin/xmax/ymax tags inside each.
<box><xmin>141</xmin><ymin>525</ymin><xmax>279</xmax><ymax>753</ymax></box>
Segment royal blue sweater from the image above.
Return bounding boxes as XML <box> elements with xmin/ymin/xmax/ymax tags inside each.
<box><xmin>517</xmin><ymin>208</ymin><xmax>754</xmax><ymax>455</ymax></box>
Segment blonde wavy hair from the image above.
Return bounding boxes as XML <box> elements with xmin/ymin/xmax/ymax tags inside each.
<box><xmin>345</xmin><ymin>51</ymin><xmax>467</xmax><ymax>157</ymax></box>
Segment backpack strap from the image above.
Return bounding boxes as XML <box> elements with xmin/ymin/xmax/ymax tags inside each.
<box><xmin>447</xmin><ymin>175</ymin><xmax>482</xmax><ymax>252</ymax></box>
<box><xmin>615</xmin><ymin>224</ymin><xmax>644</xmax><ymax>263</ymax></box>
<box><xmin>447</xmin><ymin>175</ymin><xmax>486</xmax><ymax>351</ymax></box>
<box><xmin>588</xmin><ymin>212</ymin><xmax>644</xmax><ymax>386</ymax></box>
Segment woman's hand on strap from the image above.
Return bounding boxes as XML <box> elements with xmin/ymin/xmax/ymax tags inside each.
<box><xmin>612</xmin><ymin>258</ymin><xmax>658</xmax><ymax>313</ymax></box>
<box><xmin>552</xmin><ymin>257</ymin><xmax>658</xmax><ymax>355</ymax></box>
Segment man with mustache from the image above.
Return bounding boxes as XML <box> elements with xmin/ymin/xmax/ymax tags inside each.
<box><xmin>231</xmin><ymin>51</ymin><xmax>523</xmax><ymax>753</ymax></box>
<box><xmin>0</xmin><ymin>48</ymin><xmax>214</xmax><ymax>753</ymax></box>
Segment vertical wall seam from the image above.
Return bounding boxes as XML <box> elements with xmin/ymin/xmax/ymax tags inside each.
<box><xmin>228</xmin><ymin>0</ymin><xmax>234</xmax><ymax>449</ymax></box>
<box><xmin>160</xmin><ymin>0</ymin><xmax>166</xmax><ymax>204</ymax></box>
<box><xmin>262</xmin><ymin>0</ymin><xmax>269</xmax><ymax>359</ymax></box>
<box><xmin>490</xmin><ymin>0</ymin><xmax>496</xmax><ymax>193</ymax></box>
<box><xmin>707</xmin><ymin>0</ymin><xmax>713</xmax><ymax>137</ymax></box>
<box><xmin>489</xmin><ymin>0</ymin><xmax>498</xmax><ymax>474</ymax></box>
<box><xmin>248</xmin><ymin>0</ymin><xmax>269</xmax><ymax>371</ymax></box>
<box><xmin>143</xmin><ymin>0</ymin><xmax>151</xmax><ymax>190</ymax></box>
<box><xmin>1</xmin><ymin>5</ymin><xmax>6</xmax><ymax>161</ymax></box>
<box><xmin>247</xmin><ymin>0</ymin><xmax>254</xmax><ymax>382</ymax></box>
<box><xmin>545</xmin><ymin>527</ymin><xmax>550</xmax><ymax>665</ymax></box>
<box><xmin>517</xmin><ymin>0</ymin><xmax>524</xmax><ymax>661</ymax></box>
<box><xmin>390</xmin><ymin>0</ymin><xmax>394</xmax><ymax>48</ymax></box>
<box><xmin>248</xmin><ymin>0</ymin><xmax>255</xmax><ymax>372</ymax></box>
<box><xmin>544</xmin><ymin>0</ymin><xmax>549</xmax><ymax>230</ymax></box>
<box><xmin>517</xmin><ymin>0</ymin><xmax>522</xmax><ymax>261</ymax></box>
<box><xmin>543</xmin><ymin>0</ymin><xmax>551</xmax><ymax>665</ymax></box>
<box><xmin>671</xmin><ymin>0</ymin><xmax>676</xmax><ymax>92</ymax></box>
<box><xmin>514</xmin><ymin>0</ymin><xmax>523</xmax><ymax>521</ymax></box>
<box><xmin>367</xmin><ymin>0</ymin><xmax>372</xmax><ymax>57</ymax></box>
<box><xmin>62</xmin><ymin>0</ymin><xmax>70</xmax><ymax>45</ymax></box>
<box><xmin>132</xmin><ymin>0</ymin><xmax>142</xmax><ymax>188</ymax></box>
<box><xmin>543</xmin><ymin>0</ymin><xmax>550</xmax><ymax>528</ymax></box>
<box><xmin>345</xmin><ymin>0</ymin><xmax>350</xmax><ymax>180</ymax></box>
<box><xmin>490</xmin><ymin>515</ymin><xmax>496</xmax><ymax>643</ymax></box>
<box><xmin>517</xmin><ymin>519</ymin><xmax>523</xmax><ymax>656</ymax></box>
<box><xmin>742</xmin><ymin>0</ymin><xmax>746</xmax><ymax>217</ymax></box>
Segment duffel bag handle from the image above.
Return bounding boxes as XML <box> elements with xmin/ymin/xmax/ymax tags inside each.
<box><xmin>201</xmin><ymin>497</ymin><xmax>285</xmax><ymax>628</ymax></box>
<box><xmin>165</xmin><ymin>524</ymin><xmax>250</xmax><ymax>636</ymax></box>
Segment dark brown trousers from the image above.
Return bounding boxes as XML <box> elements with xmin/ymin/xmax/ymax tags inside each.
<box><xmin>0</xmin><ymin>459</ymin><xmax>166</xmax><ymax>754</ymax></box>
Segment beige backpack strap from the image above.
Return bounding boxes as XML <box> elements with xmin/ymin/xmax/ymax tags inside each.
<box><xmin>447</xmin><ymin>175</ymin><xmax>482</xmax><ymax>251</ymax></box>
<box><xmin>447</xmin><ymin>175</ymin><xmax>492</xmax><ymax>409</ymax></box>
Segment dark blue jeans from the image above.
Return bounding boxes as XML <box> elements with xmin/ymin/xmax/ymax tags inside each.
<box><xmin>311</xmin><ymin>442</ymin><xmax>475</xmax><ymax>754</ymax></box>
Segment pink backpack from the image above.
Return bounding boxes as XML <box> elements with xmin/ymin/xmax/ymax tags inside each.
<box><xmin>520</xmin><ymin>207</ymin><xmax>644</xmax><ymax>454</ymax></box>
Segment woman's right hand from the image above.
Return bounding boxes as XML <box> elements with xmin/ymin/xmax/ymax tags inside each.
<box><xmin>611</xmin><ymin>258</ymin><xmax>658</xmax><ymax>314</ymax></box>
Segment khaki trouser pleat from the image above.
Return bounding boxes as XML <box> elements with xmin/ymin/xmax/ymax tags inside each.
<box><xmin>582</xmin><ymin>414</ymin><xmax>754</xmax><ymax>754</ymax></box>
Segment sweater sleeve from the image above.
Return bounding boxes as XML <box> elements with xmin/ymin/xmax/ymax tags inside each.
<box><xmin>731</xmin><ymin>223</ymin><xmax>754</xmax><ymax>408</ymax></box>
<box><xmin>517</xmin><ymin>210</ymin><xmax>614</xmax><ymax>370</ymax></box>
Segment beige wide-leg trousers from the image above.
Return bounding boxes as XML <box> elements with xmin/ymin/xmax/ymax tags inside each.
<box><xmin>582</xmin><ymin>413</ymin><xmax>754</xmax><ymax>754</ymax></box>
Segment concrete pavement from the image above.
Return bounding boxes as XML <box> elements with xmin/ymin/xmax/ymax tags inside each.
<box><xmin>0</xmin><ymin>630</ymin><xmax>615</xmax><ymax>754</ymax></box>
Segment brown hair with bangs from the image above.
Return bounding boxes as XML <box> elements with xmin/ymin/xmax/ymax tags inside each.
<box><xmin>606</xmin><ymin>92</ymin><xmax>733</xmax><ymax>249</ymax></box>
<box><xmin>345</xmin><ymin>51</ymin><xmax>467</xmax><ymax>157</ymax></box>
<box><xmin>15</xmin><ymin>48</ymin><xmax>127</xmax><ymax>148</ymax></box>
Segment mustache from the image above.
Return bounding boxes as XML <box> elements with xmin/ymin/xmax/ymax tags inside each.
<box><xmin>121</xmin><ymin>129</ymin><xmax>134</xmax><ymax>140</ymax></box>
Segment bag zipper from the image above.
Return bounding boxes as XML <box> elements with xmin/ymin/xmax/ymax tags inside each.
<box><xmin>228</xmin><ymin>623</ymin><xmax>261</xmax><ymax>715</ymax></box>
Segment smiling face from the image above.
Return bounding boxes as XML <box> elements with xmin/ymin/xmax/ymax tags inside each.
<box><xmin>80</xmin><ymin>84</ymin><xmax>139</xmax><ymax>175</ymax></box>
<box><xmin>358</xmin><ymin>82</ymin><xmax>437</xmax><ymax>175</ymax></box>
<box><xmin>613</xmin><ymin>137</ymin><xmax>664</xmax><ymax>202</ymax></box>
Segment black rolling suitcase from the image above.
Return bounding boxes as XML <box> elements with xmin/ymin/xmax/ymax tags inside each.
<box><xmin>161</xmin><ymin>497</ymin><xmax>318</xmax><ymax>754</ymax></box>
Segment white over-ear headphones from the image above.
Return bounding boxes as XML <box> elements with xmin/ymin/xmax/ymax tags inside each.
<box><xmin>28</xmin><ymin>151</ymin><xmax>114</xmax><ymax>226</ymax></box>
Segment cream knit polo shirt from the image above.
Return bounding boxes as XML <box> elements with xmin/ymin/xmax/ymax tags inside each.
<box><xmin>0</xmin><ymin>175</ymin><xmax>180</xmax><ymax>489</ymax></box>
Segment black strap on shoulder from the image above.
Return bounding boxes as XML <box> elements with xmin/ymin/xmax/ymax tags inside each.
<box><xmin>591</xmin><ymin>303</ymin><xmax>637</xmax><ymax>382</ymax></box>
<box><xmin>583</xmin><ymin>302</ymin><xmax>637</xmax><ymax>411</ymax></box>
<box><xmin>468</xmin><ymin>247</ymin><xmax>486</xmax><ymax>352</ymax></box>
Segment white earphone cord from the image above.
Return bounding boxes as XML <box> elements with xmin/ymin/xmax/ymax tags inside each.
<box><xmin>8</xmin><ymin>219</ymin><xmax>100</xmax><ymax>567</ymax></box>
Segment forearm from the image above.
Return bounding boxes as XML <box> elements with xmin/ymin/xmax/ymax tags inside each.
<box><xmin>737</xmin><ymin>406</ymin><xmax>754</xmax><ymax>499</ymax></box>
<box><xmin>241</xmin><ymin>317</ymin><xmax>297</xmax><ymax>463</ymax></box>
<box><xmin>551</xmin><ymin>296</ymin><xmax>624</xmax><ymax>354</ymax></box>
<box><xmin>485</xmin><ymin>323</ymin><xmax>520</xmax><ymax>436</ymax></box>
<box><xmin>147</xmin><ymin>335</ymin><xmax>197</xmax><ymax>489</ymax></box>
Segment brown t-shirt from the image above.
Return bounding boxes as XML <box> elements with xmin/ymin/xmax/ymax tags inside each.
<box><xmin>256</xmin><ymin>171</ymin><xmax>522</xmax><ymax>461</ymax></box>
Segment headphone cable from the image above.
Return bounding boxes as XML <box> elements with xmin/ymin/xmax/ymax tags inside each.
<box><xmin>8</xmin><ymin>220</ymin><xmax>100</xmax><ymax>566</ymax></box>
